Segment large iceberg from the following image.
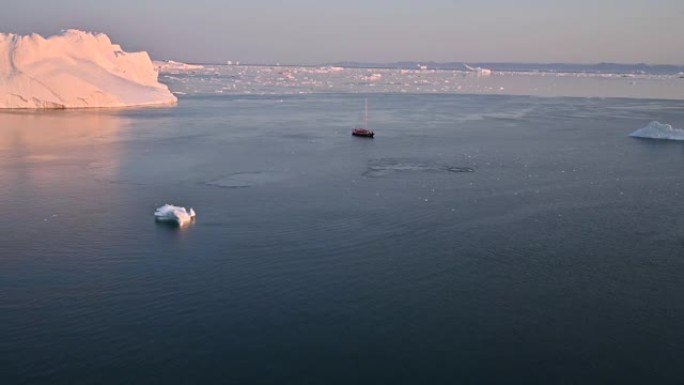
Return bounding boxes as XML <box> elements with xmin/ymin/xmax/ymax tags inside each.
<box><xmin>629</xmin><ymin>121</ymin><xmax>684</xmax><ymax>141</ymax></box>
<box><xmin>0</xmin><ymin>29</ymin><xmax>177</xmax><ymax>108</ymax></box>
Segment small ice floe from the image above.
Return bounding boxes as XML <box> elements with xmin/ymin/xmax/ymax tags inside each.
<box><xmin>464</xmin><ymin>64</ymin><xmax>492</xmax><ymax>76</ymax></box>
<box><xmin>629</xmin><ymin>121</ymin><xmax>684</xmax><ymax>141</ymax></box>
<box><xmin>154</xmin><ymin>204</ymin><xmax>196</xmax><ymax>226</ymax></box>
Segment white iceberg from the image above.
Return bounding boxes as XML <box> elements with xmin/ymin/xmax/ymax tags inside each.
<box><xmin>154</xmin><ymin>204</ymin><xmax>196</xmax><ymax>226</ymax></box>
<box><xmin>629</xmin><ymin>121</ymin><xmax>684</xmax><ymax>141</ymax></box>
<box><xmin>153</xmin><ymin>60</ymin><xmax>204</xmax><ymax>72</ymax></box>
<box><xmin>0</xmin><ymin>29</ymin><xmax>177</xmax><ymax>108</ymax></box>
<box><xmin>464</xmin><ymin>64</ymin><xmax>492</xmax><ymax>76</ymax></box>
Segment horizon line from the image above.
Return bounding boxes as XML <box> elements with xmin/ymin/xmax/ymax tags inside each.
<box><xmin>172</xmin><ymin>60</ymin><xmax>684</xmax><ymax>69</ymax></box>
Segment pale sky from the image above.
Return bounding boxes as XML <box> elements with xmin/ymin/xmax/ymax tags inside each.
<box><xmin>2</xmin><ymin>0</ymin><xmax>683</xmax><ymax>65</ymax></box>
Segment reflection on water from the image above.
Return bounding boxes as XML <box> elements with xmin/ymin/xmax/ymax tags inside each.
<box><xmin>0</xmin><ymin>110</ymin><xmax>128</xmax><ymax>150</ymax></box>
<box><xmin>0</xmin><ymin>110</ymin><xmax>132</xmax><ymax>237</ymax></box>
<box><xmin>154</xmin><ymin>219</ymin><xmax>196</xmax><ymax>242</ymax></box>
<box><xmin>0</xmin><ymin>110</ymin><xmax>129</xmax><ymax>189</ymax></box>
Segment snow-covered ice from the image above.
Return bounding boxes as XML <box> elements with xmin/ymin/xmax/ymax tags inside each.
<box><xmin>154</xmin><ymin>204</ymin><xmax>196</xmax><ymax>226</ymax></box>
<box><xmin>156</xmin><ymin>63</ymin><xmax>683</xmax><ymax>100</ymax></box>
<box><xmin>630</xmin><ymin>121</ymin><xmax>684</xmax><ymax>141</ymax></box>
<box><xmin>153</xmin><ymin>60</ymin><xmax>204</xmax><ymax>72</ymax></box>
<box><xmin>0</xmin><ymin>30</ymin><xmax>177</xmax><ymax>108</ymax></box>
<box><xmin>464</xmin><ymin>64</ymin><xmax>492</xmax><ymax>76</ymax></box>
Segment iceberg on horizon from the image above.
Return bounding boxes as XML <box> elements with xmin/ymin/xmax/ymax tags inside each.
<box><xmin>153</xmin><ymin>60</ymin><xmax>204</xmax><ymax>72</ymax></box>
<box><xmin>0</xmin><ymin>29</ymin><xmax>177</xmax><ymax>108</ymax></box>
<box><xmin>464</xmin><ymin>63</ymin><xmax>492</xmax><ymax>76</ymax></box>
<box><xmin>629</xmin><ymin>121</ymin><xmax>684</xmax><ymax>141</ymax></box>
<box><xmin>154</xmin><ymin>204</ymin><xmax>196</xmax><ymax>226</ymax></box>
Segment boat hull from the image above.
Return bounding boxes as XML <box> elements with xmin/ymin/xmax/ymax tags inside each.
<box><xmin>352</xmin><ymin>128</ymin><xmax>374</xmax><ymax>138</ymax></box>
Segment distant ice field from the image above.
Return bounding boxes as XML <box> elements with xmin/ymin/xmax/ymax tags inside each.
<box><xmin>159</xmin><ymin>64</ymin><xmax>684</xmax><ymax>100</ymax></box>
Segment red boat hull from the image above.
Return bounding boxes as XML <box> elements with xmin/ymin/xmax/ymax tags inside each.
<box><xmin>352</xmin><ymin>128</ymin><xmax>374</xmax><ymax>138</ymax></box>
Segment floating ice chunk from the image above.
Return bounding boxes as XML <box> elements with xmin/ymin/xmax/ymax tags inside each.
<box><xmin>153</xmin><ymin>60</ymin><xmax>205</xmax><ymax>72</ymax></box>
<box><xmin>154</xmin><ymin>204</ymin><xmax>196</xmax><ymax>226</ymax></box>
<box><xmin>629</xmin><ymin>121</ymin><xmax>684</xmax><ymax>141</ymax></box>
<box><xmin>323</xmin><ymin>66</ymin><xmax>345</xmax><ymax>73</ymax></box>
<box><xmin>363</xmin><ymin>73</ymin><xmax>383</xmax><ymax>81</ymax></box>
<box><xmin>0</xmin><ymin>30</ymin><xmax>176</xmax><ymax>108</ymax></box>
<box><xmin>464</xmin><ymin>64</ymin><xmax>492</xmax><ymax>76</ymax></box>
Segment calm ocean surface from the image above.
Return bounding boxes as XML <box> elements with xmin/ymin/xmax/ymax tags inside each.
<box><xmin>2</xmin><ymin>93</ymin><xmax>684</xmax><ymax>384</ymax></box>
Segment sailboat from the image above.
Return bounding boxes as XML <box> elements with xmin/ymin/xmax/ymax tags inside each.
<box><xmin>352</xmin><ymin>98</ymin><xmax>374</xmax><ymax>138</ymax></box>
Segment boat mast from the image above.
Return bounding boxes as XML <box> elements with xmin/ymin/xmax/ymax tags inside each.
<box><xmin>364</xmin><ymin>98</ymin><xmax>368</xmax><ymax>128</ymax></box>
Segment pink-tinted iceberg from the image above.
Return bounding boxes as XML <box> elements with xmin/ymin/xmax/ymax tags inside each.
<box><xmin>0</xmin><ymin>29</ymin><xmax>177</xmax><ymax>108</ymax></box>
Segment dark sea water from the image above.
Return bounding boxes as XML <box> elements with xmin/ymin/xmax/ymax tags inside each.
<box><xmin>2</xmin><ymin>93</ymin><xmax>684</xmax><ymax>384</ymax></box>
